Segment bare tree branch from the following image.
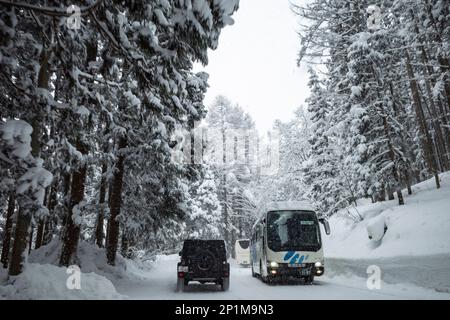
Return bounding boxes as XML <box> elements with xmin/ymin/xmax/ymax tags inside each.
<box><xmin>0</xmin><ymin>0</ymin><xmax>104</xmax><ymax>17</ymax></box>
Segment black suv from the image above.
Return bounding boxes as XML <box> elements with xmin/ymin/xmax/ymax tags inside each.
<box><xmin>177</xmin><ymin>239</ymin><xmax>230</xmax><ymax>292</ymax></box>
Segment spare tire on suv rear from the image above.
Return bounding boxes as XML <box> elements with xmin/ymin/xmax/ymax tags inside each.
<box><xmin>192</xmin><ymin>248</ymin><xmax>216</xmax><ymax>272</ymax></box>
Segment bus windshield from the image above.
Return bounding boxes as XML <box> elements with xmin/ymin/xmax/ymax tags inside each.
<box><xmin>267</xmin><ymin>210</ymin><xmax>321</xmax><ymax>252</ymax></box>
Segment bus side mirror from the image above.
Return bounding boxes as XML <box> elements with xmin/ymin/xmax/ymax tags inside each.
<box><xmin>320</xmin><ymin>219</ymin><xmax>331</xmax><ymax>235</ymax></box>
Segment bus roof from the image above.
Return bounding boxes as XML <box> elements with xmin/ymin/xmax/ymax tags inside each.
<box><xmin>265</xmin><ymin>201</ymin><xmax>315</xmax><ymax>212</ymax></box>
<box><xmin>252</xmin><ymin>201</ymin><xmax>316</xmax><ymax>230</ymax></box>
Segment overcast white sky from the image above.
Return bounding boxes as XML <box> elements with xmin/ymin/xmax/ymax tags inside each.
<box><xmin>194</xmin><ymin>0</ymin><xmax>309</xmax><ymax>132</ymax></box>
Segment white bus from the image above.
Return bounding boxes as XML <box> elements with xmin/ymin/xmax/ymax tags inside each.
<box><xmin>250</xmin><ymin>201</ymin><xmax>330</xmax><ymax>284</ymax></box>
<box><xmin>234</xmin><ymin>239</ymin><xmax>251</xmax><ymax>266</ymax></box>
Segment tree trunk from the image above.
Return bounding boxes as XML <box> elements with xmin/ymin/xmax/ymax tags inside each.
<box><xmin>34</xmin><ymin>188</ymin><xmax>48</xmax><ymax>249</ymax></box>
<box><xmin>405</xmin><ymin>51</ymin><xmax>440</xmax><ymax>189</ymax></box>
<box><xmin>59</xmin><ymin>141</ymin><xmax>88</xmax><ymax>267</ymax></box>
<box><xmin>106</xmin><ymin>136</ymin><xmax>127</xmax><ymax>266</ymax></box>
<box><xmin>8</xmin><ymin>208</ymin><xmax>31</xmax><ymax>275</ymax></box>
<box><xmin>28</xmin><ymin>226</ymin><xmax>34</xmax><ymax>254</ymax></box>
<box><xmin>105</xmin><ymin>181</ymin><xmax>113</xmax><ymax>246</ymax></box>
<box><xmin>95</xmin><ymin>162</ymin><xmax>107</xmax><ymax>248</ymax></box>
<box><xmin>387</xmin><ymin>188</ymin><xmax>395</xmax><ymax>201</ymax></box>
<box><xmin>95</xmin><ymin>113</ymin><xmax>109</xmax><ymax>248</ymax></box>
<box><xmin>60</xmin><ymin>172</ymin><xmax>71</xmax><ymax>230</ymax></box>
<box><xmin>43</xmin><ymin>185</ymin><xmax>57</xmax><ymax>245</ymax></box>
<box><xmin>231</xmin><ymin>219</ymin><xmax>236</xmax><ymax>259</ymax></box>
<box><xmin>404</xmin><ymin>169</ymin><xmax>413</xmax><ymax>195</ymax></box>
<box><xmin>120</xmin><ymin>231</ymin><xmax>129</xmax><ymax>258</ymax></box>
<box><xmin>221</xmin><ymin>128</ymin><xmax>229</xmax><ymax>249</ymax></box>
<box><xmin>378</xmin><ymin>184</ymin><xmax>386</xmax><ymax>202</ymax></box>
<box><xmin>42</xmin><ymin>219</ymin><xmax>52</xmax><ymax>245</ymax></box>
<box><xmin>1</xmin><ymin>193</ymin><xmax>15</xmax><ymax>268</ymax></box>
<box><xmin>34</xmin><ymin>220</ymin><xmax>45</xmax><ymax>249</ymax></box>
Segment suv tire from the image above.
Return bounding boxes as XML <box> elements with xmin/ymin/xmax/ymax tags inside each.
<box><xmin>221</xmin><ymin>277</ymin><xmax>230</xmax><ymax>291</ymax></box>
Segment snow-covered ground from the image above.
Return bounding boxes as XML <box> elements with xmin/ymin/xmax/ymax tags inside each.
<box><xmin>114</xmin><ymin>255</ymin><xmax>450</xmax><ymax>300</ymax></box>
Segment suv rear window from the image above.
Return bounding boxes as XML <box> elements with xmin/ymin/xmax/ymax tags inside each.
<box><xmin>238</xmin><ymin>240</ymin><xmax>250</xmax><ymax>249</ymax></box>
<box><xmin>182</xmin><ymin>240</ymin><xmax>227</xmax><ymax>259</ymax></box>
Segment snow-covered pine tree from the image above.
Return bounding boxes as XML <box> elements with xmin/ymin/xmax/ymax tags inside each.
<box><xmin>343</xmin><ymin>24</ymin><xmax>406</xmax><ymax>205</ymax></box>
<box><xmin>184</xmin><ymin>165</ymin><xmax>222</xmax><ymax>240</ymax></box>
<box><xmin>0</xmin><ymin>0</ymin><xmax>240</xmax><ymax>273</ymax></box>
<box><xmin>302</xmin><ymin>68</ymin><xmax>347</xmax><ymax>216</ymax></box>
<box><xmin>206</xmin><ymin>95</ymin><xmax>256</xmax><ymax>251</ymax></box>
<box><xmin>293</xmin><ymin>0</ymin><xmax>447</xmax><ymax>216</ymax></box>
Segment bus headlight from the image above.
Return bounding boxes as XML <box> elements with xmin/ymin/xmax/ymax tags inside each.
<box><xmin>314</xmin><ymin>261</ymin><xmax>323</xmax><ymax>268</ymax></box>
<box><xmin>269</xmin><ymin>261</ymin><xmax>279</xmax><ymax>268</ymax></box>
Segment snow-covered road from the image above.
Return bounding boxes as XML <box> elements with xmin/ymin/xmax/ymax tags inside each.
<box><xmin>114</xmin><ymin>255</ymin><xmax>450</xmax><ymax>300</ymax></box>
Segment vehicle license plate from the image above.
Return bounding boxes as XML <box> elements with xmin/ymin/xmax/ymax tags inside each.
<box><xmin>288</xmin><ymin>263</ymin><xmax>306</xmax><ymax>268</ymax></box>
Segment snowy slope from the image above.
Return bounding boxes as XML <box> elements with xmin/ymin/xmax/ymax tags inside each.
<box><xmin>321</xmin><ymin>172</ymin><xmax>450</xmax><ymax>293</ymax></box>
<box><xmin>323</xmin><ymin>172</ymin><xmax>450</xmax><ymax>259</ymax></box>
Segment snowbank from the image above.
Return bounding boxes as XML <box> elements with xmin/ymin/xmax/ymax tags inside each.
<box><xmin>29</xmin><ymin>239</ymin><xmax>150</xmax><ymax>283</ymax></box>
<box><xmin>324</xmin><ymin>172</ymin><xmax>450</xmax><ymax>259</ymax></box>
<box><xmin>0</xmin><ymin>239</ymin><xmax>157</xmax><ymax>299</ymax></box>
<box><xmin>366</xmin><ymin>215</ymin><xmax>387</xmax><ymax>242</ymax></box>
<box><xmin>0</xmin><ymin>263</ymin><xmax>125</xmax><ymax>300</ymax></box>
